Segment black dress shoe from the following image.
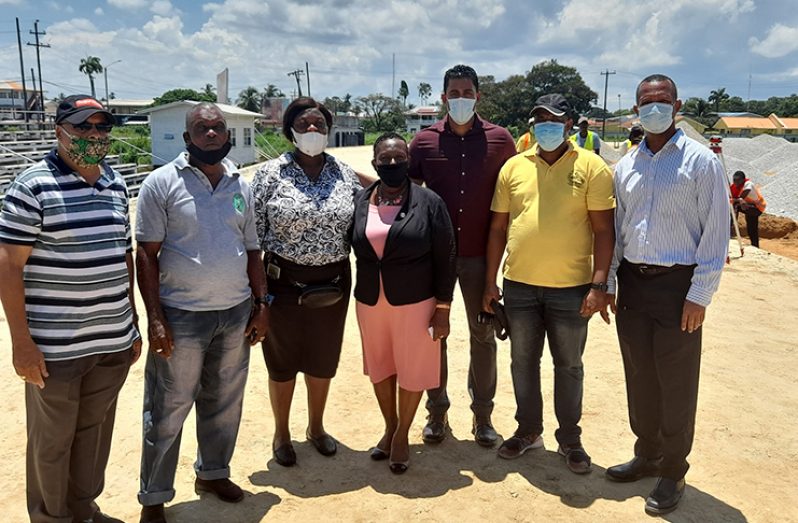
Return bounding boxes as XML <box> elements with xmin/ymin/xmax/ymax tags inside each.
<box><xmin>194</xmin><ymin>477</ymin><xmax>244</xmax><ymax>503</ymax></box>
<box><xmin>140</xmin><ymin>504</ymin><xmax>167</xmax><ymax>523</ymax></box>
<box><xmin>90</xmin><ymin>511</ymin><xmax>125</xmax><ymax>523</ymax></box>
<box><xmin>472</xmin><ymin>420</ymin><xmax>499</xmax><ymax>448</ymax></box>
<box><xmin>422</xmin><ymin>415</ymin><xmax>448</xmax><ymax>444</ymax></box>
<box><xmin>273</xmin><ymin>443</ymin><xmax>297</xmax><ymax>467</ymax></box>
<box><xmin>307</xmin><ymin>430</ymin><xmax>337</xmax><ymax>456</ymax></box>
<box><xmin>605</xmin><ymin>455</ymin><xmax>662</xmax><ymax>482</ymax></box>
<box><xmin>645</xmin><ymin>477</ymin><xmax>686</xmax><ymax>515</ymax></box>
<box><xmin>370</xmin><ymin>447</ymin><xmax>389</xmax><ymax>461</ymax></box>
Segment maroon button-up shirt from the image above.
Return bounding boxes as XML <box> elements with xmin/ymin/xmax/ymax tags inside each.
<box><xmin>409</xmin><ymin>115</ymin><xmax>516</xmax><ymax>257</ymax></box>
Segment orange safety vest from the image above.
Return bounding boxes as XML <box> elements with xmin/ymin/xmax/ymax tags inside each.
<box><xmin>730</xmin><ymin>179</ymin><xmax>767</xmax><ymax>212</ymax></box>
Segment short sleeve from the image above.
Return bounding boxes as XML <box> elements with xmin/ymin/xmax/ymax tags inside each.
<box><xmin>490</xmin><ymin>162</ymin><xmax>512</xmax><ymax>213</ymax></box>
<box><xmin>0</xmin><ymin>180</ymin><xmax>43</xmax><ymax>245</ymax></box>
<box><xmin>134</xmin><ymin>176</ymin><xmax>167</xmax><ymax>243</ymax></box>
<box><xmin>586</xmin><ymin>160</ymin><xmax>616</xmax><ymax>211</ymax></box>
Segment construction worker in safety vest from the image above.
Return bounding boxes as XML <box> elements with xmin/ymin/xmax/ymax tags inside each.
<box><xmin>570</xmin><ymin>116</ymin><xmax>600</xmax><ymax>155</ymax></box>
<box><xmin>515</xmin><ymin>117</ymin><xmax>536</xmax><ymax>153</ymax></box>
<box><xmin>730</xmin><ymin>170</ymin><xmax>767</xmax><ymax>248</ymax></box>
<box><xmin>619</xmin><ymin>124</ymin><xmax>644</xmax><ymax>156</ymax></box>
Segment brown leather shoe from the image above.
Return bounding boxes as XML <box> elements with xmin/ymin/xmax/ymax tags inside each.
<box><xmin>194</xmin><ymin>477</ymin><xmax>244</xmax><ymax>503</ymax></box>
<box><xmin>139</xmin><ymin>504</ymin><xmax>167</xmax><ymax>523</ymax></box>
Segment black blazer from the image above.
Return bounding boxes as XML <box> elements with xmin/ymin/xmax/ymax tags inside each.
<box><xmin>352</xmin><ymin>181</ymin><xmax>456</xmax><ymax>306</ymax></box>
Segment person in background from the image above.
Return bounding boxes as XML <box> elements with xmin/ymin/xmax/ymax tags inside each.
<box><xmin>136</xmin><ymin>102</ymin><xmax>268</xmax><ymax>523</ymax></box>
<box><xmin>0</xmin><ymin>94</ymin><xmax>140</xmax><ymax>523</ymax></box>
<box><xmin>251</xmin><ymin>97</ymin><xmax>370</xmax><ymax>468</ymax></box>
<box><xmin>409</xmin><ymin>64</ymin><xmax>517</xmax><ymax>449</ymax></box>
<box><xmin>570</xmin><ymin>116</ymin><xmax>601</xmax><ymax>155</ymax></box>
<box><xmin>483</xmin><ymin>93</ymin><xmax>615</xmax><ymax>475</ymax></box>
<box><xmin>352</xmin><ymin>132</ymin><xmax>456</xmax><ymax>474</ymax></box>
<box><xmin>606</xmin><ymin>74</ymin><xmax>729</xmax><ymax>516</ymax></box>
<box><xmin>620</xmin><ymin>124</ymin><xmax>645</xmax><ymax>156</ymax></box>
<box><xmin>730</xmin><ymin>170</ymin><xmax>767</xmax><ymax>248</ymax></box>
<box><xmin>515</xmin><ymin>117</ymin><xmax>536</xmax><ymax>153</ymax></box>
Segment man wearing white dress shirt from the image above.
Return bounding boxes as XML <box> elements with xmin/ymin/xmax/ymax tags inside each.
<box><xmin>604</xmin><ymin>74</ymin><xmax>729</xmax><ymax>516</ymax></box>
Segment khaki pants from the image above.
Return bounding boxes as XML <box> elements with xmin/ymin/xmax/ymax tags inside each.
<box><xmin>26</xmin><ymin>349</ymin><xmax>131</xmax><ymax>523</ymax></box>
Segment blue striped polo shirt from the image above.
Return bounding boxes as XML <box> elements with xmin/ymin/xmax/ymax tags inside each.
<box><xmin>0</xmin><ymin>149</ymin><xmax>139</xmax><ymax>361</ymax></box>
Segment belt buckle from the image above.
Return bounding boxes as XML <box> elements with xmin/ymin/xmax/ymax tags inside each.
<box><xmin>638</xmin><ymin>264</ymin><xmax>651</xmax><ymax>274</ymax></box>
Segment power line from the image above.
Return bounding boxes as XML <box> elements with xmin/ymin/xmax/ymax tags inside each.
<box><xmin>27</xmin><ymin>20</ymin><xmax>49</xmax><ymax>116</ymax></box>
<box><xmin>287</xmin><ymin>69</ymin><xmax>304</xmax><ymax>97</ymax></box>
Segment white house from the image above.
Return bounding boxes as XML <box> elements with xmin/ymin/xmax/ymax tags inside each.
<box><xmin>138</xmin><ymin>101</ymin><xmax>263</xmax><ymax>167</ymax></box>
<box><xmin>405</xmin><ymin>105</ymin><xmax>441</xmax><ymax>133</ymax></box>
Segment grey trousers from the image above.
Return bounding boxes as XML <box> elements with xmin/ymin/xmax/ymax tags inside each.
<box><xmin>426</xmin><ymin>256</ymin><xmax>497</xmax><ymax>419</ymax></box>
<box><xmin>25</xmin><ymin>349</ymin><xmax>131</xmax><ymax>523</ymax></box>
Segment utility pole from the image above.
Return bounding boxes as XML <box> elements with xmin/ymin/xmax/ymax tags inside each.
<box><xmin>600</xmin><ymin>69</ymin><xmax>616</xmax><ymax>139</ymax></box>
<box><xmin>392</xmin><ymin>53</ymin><xmax>395</xmax><ymax>100</ymax></box>
<box><xmin>27</xmin><ymin>20</ymin><xmax>49</xmax><ymax>117</ymax></box>
<box><xmin>30</xmin><ymin>67</ymin><xmax>37</xmax><ymax>123</ymax></box>
<box><xmin>305</xmin><ymin>62</ymin><xmax>311</xmax><ymax>97</ymax></box>
<box><xmin>287</xmin><ymin>69</ymin><xmax>304</xmax><ymax>98</ymax></box>
<box><xmin>15</xmin><ymin>17</ymin><xmax>29</xmax><ymax>122</ymax></box>
<box><xmin>103</xmin><ymin>60</ymin><xmax>122</xmax><ymax>110</ymax></box>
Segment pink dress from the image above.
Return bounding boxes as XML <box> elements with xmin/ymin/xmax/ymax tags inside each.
<box><xmin>356</xmin><ymin>204</ymin><xmax>440</xmax><ymax>392</ymax></box>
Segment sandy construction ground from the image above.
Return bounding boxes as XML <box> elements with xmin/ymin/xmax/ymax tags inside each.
<box><xmin>0</xmin><ymin>146</ymin><xmax>796</xmax><ymax>522</ymax></box>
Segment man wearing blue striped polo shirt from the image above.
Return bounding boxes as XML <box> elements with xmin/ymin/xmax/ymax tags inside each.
<box><xmin>605</xmin><ymin>75</ymin><xmax>729</xmax><ymax>516</ymax></box>
<box><xmin>0</xmin><ymin>95</ymin><xmax>141</xmax><ymax>523</ymax></box>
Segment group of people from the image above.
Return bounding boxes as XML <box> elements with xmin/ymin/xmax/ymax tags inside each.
<box><xmin>0</xmin><ymin>65</ymin><xmax>732</xmax><ymax>523</ymax></box>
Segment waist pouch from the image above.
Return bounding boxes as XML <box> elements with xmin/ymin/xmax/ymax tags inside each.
<box><xmin>296</xmin><ymin>278</ymin><xmax>344</xmax><ymax>308</ymax></box>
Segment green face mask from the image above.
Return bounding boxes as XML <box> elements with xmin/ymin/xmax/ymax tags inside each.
<box><xmin>61</xmin><ymin>129</ymin><xmax>111</xmax><ymax>168</ymax></box>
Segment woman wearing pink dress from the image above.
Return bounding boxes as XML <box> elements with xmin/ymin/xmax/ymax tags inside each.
<box><xmin>351</xmin><ymin>133</ymin><xmax>456</xmax><ymax>474</ymax></box>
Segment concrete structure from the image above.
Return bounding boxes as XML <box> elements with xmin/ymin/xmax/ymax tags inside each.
<box><xmin>138</xmin><ymin>101</ymin><xmax>263</xmax><ymax>167</ymax></box>
<box><xmin>405</xmin><ymin>106</ymin><xmax>440</xmax><ymax>133</ymax></box>
<box><xmin>329</xmin><ymin>114</ymin><xmax>363</xmax><ymax>147</ymax></box>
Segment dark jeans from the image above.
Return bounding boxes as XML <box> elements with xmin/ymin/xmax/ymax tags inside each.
<box><xmin>26</xmin><ymin>349</ymin><xmax>131</xmax><ymax>523</ymax></box>
<box><xmin>426</xmin><ymin>256</ymin><xmax>497</xmax><ymax>419</ymax></box>
<box><xmin>503</xmin><ymin>279</ymin><xmax>590</xmax><ymax>446</ymax></box>
<box><xmin>735</xmin><ymin>206</ymin><xmax>762</xmax><ymax>248</ymax></box>
<box><xmin>139</xmin><ymin>299</ymin><xmax>250</xmax><ymax>506</ymax></box>
<box><xmin>616</xmin><ymin>260</ymin><xmax>701</xmax><ymax>480</ymax></box>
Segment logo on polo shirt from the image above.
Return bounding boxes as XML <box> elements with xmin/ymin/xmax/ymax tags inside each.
<box><xmin>567</xmin><ymin>172</ymin><xmax>585</xmax><ymax>188</ymax></box>
<box><xmin>233</xmin><ymin>193</ymin><xmax>246</xmax><ymax>214</ymax></box>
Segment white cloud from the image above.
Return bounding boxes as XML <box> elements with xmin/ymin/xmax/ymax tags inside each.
<box><xmin>0</xmin><ymin>0</ymin><xmax>23</xmax><ymax>5</ymax></box>
<box><xmin>94</xmin><ymin>7</ymin><xmax>104</xmax><ymax>15</ymax></box>
<box><xmin>151</xmin><ymin>0</ymin><xmax>179</xmax><ymax>16</ymax></box>
<box><xmin>750</xmin><ymin>24</ymin><xmax>798</xmax><ymax>58</ymax></box>
<box><xmin>107</xmin><ymin>0</ymin><xmax>149</xmax><ymax>9</ymax></box>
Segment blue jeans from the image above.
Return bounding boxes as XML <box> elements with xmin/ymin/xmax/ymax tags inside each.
<box><xmin>138</xmin><ymin>299</ymin><xmax>250</xmax><ymax>506</ymax></box>
<box><xmin>503</xmin><ymin>279</ymin><xmax>589</xmax><ymax>446</ymax></box>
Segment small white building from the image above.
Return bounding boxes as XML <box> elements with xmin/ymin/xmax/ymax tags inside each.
<box><xmin>138</xmin><ymin>101</ymin><xmax>263</xmax><ymax>167</ymax></box>
<box><xmin>405</xmin><ymin>105</ymin><xmax>441</xmax><ymax>133</ymax></box>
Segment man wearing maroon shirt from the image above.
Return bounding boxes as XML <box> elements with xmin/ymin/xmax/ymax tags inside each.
<box><xmin>409</xmin><ymin>64</ymin><xmax>517</xmax><ymax>447</ymax></box>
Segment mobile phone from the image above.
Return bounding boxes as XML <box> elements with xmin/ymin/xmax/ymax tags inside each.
<box><xmin>266</xmin><ymin>262</ymin><xmax>281</xmax><ymax>280</ymax></box>
<box><xmin>428</xmin><ymin>326</ymin><xmax>435</xmax><ymax>339</ymax></box>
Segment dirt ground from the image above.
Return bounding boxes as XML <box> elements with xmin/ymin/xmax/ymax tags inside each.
<box><xmin>0</xmin><ymin>146</ymin><xmax>796</xmax><ymax>522</ymax></box>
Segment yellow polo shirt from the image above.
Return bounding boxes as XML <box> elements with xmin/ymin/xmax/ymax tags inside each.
<box><xmin>491</xmin><ymin>143</ymin><xmax>615</xmax><ymax>287</ymax></box>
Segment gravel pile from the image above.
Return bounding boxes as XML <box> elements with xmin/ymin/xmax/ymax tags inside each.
<box><xmin>720</xmin><ymin>135</ymin><xmax>798</xmax><ymax>220</ymax></box>
<box><xmin>677</xmin><ymin>121</ymin><xmax>709</xmax><ymax>145</ymax></box>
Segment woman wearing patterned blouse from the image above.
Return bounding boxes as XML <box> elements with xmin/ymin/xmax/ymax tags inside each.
<box><xmin>251</xmin><ymin>97</ymin><xmax>366</xmax><ymax>467</ymax></box>
<box><xmin>351</xmin><ymin>133</ymin><xmax>457</xmax><ymax>473</ymax></box>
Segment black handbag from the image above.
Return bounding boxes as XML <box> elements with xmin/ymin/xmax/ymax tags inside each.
<box><xmin>296</xmin><ymin>278</ymin><xmax>344</xmax><ymax>308</ymax></box>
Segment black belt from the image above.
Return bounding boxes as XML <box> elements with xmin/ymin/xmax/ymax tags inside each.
<box><xmin>623</xmin><ymin>260</ymin><xmax>694</xmax><ymax>276</ymax></box>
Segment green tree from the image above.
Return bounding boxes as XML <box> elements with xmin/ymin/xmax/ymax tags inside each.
<box><xmin>357</xmin><ymin>93</ymin><xmax>404</xmax><ymax>132</ymax></box>
<box><xmin>418</xmin><ymin>82</ymin><xmax>432</xmax><ymax>105</ymax></box>
<box><xmin>237</xmin><ymin>86</ymin><xmax>261</xmax><ymax>112</ymax></box>
<box><xmin>152</xmin><ymin>88</ymin><xmax>216</xmax><ymax>106</ymax></box>
<box><xmin>398</xmin><ymin>80</ymin><xmax>409</xmax><ymax>107</ymax></box>
<box><xmin>202</xmin><ymin>83</ymin><xmax>215</xmax><ymax>98</ymax></box>
<box><xmin>78</xmin><ymin>56</ymin><xmax>103</xmax><ymax>98</ymax></box>
<box><xmin>263</xmin><ymin>84</ymin><xmax>284</xmax><ymax>98</ymax></box>
<box><xmin>708</xmin><ymin>88</ymin><xmax>730</xmax><ymax>113</ymax></box>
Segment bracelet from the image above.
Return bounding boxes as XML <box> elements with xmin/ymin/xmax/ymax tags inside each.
<box><xmin>435</xmin><ymin>303</ymin><xmax>451</xmax><ymax>310</ymax></box>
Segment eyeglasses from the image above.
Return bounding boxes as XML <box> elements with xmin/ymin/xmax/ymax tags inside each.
<box><xmin>70</xmin><ymin>122</ymin><xmax>114</xmax><ymax>133</ymax></box>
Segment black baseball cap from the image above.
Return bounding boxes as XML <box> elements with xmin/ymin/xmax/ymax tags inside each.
<box><xmin>56</xmin><ymin>95</ymin><xmax>113</xmax><ymax>125</ymax></box>
<box><xmin>531</xmin><ymin>94</ymin><xmax>571</xmax><ymax>117</ymax></box>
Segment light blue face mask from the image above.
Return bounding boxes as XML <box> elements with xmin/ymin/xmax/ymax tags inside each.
<box><xmin>638</xmin><ymin>102</ymin><xmax>674</xmax><ymax>134</ymax></box>
<box><xmin>534</xmin><ymin>121</ymin><xmax>566</xmax><ymax>151</ymax></box>
<box><xmin>447</xmin><ymin>97</ymin><xmax>476</xmax><ymax>125</ymax></box>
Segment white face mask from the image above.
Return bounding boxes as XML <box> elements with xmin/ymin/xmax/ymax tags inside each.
<box><xmin>447</xmin><ymin>97</ymin><xmax>476</xmax><ymax>125</ymax></box>
<box><xmin>638</xmin><ymin>102</ymin><xmax>674</xmax><ymax>135</ymax></box>
<box><xmin>291</xmin><ymin>129</ymin><xmax>327</xmax><ymax>157</ymax></box>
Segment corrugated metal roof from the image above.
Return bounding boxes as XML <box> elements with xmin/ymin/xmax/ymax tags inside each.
<box><xmin>716</xmin><ymin>116</ymin><xmax>778</xmax><ymax>129</ymax></box>
<box><xmin>0</xmin><ymin>80</ymin><xmax>23</xmax><ymax>91</ymax></box>
<box><xmin>137</xmin><ymin>100</ymin><xmax>263</xmax><ymax>117</ymax></box>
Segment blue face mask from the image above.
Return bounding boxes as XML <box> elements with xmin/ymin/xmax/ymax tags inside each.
<box><xmin>638</xmin><ymin>102</ymin><xmax>674</xmax><ymax>134</ymax></box>
<box><xmin>534</xmin><ymin>121</ymin><xmax>566</xmax><ymax>152</ymax></box>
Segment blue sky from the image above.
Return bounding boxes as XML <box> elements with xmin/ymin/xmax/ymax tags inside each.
<box><xmin>2</xmin><ymin>0</ymin><xmax>798</xmax><ymax>110</ymax></box>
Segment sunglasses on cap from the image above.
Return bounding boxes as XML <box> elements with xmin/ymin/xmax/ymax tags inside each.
<box><xmin>68</xmin><ymin>122</ymin><xmax>114</xmax><ymax>133</ymax></box>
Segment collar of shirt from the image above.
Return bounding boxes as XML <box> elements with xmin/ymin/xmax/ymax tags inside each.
<box><xmin>638</xmin><ymin>128</ymin><xmax>686</xmax><ymax>157</ymax></box>
<box><xmin>175</xmin><ymin>151</ymin><xmax>239</xmax><ymax>180</ymax></box>
<box><xmin>45</xmin><ymin>148</ymin><xmax>115</xmax><ymax>191</ymax></box>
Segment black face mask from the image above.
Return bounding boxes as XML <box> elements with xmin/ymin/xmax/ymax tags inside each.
<box><xmin>187</xmin><ymin>141</ymin><xmax>232</xmax><ymax>166</ymax></box>
<box><xmin>376</xmin><ymin>162</ymin><xmax>408</xmax><ymax>188</ymax></box>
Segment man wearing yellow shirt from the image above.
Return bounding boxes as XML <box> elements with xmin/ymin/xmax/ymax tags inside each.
<box><xmin>483</xmin><ymin>94</ymin><xmax>615</xmax><ymax>474</ymax></box>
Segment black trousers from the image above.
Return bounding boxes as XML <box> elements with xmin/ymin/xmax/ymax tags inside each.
<box><xmin>615</xmin><ymin>261</ymin><xmax>702</xmax><ymax>480</ymax></box>
<box><xmin>737</xmin><ymin>207</ymin><xmax>762</xmax><ymax>248</ymax></box>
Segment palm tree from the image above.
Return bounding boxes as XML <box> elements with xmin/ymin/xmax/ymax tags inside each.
<box><xmin>237</xmin><ymin>86</ymin><xmax>261</xmax><ymax>112</ymax></box>
<box><xmin>418</xmin><ymin>82</ymin><xmax>432</xmax><ymax>106</ymax></box>
<box><xmin>78</xmin><ymin>56</ymin><xmax>103</xmax><ymax>98</ymax></box>
<box><xmin>263</xmin><ymin>84</ymin><xmax>284</xmax><ymax>98</ymax></box>
<box><xmin>398</xmin><ymin>80</ymin><xmax>409</xmax><ymax>107</ymax></box>
<box><xmin>708</xmin><ymin>88</ymin><xmax>730</xmax><ymax>113</ymax></box>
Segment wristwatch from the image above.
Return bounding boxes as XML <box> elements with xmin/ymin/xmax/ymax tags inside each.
<box><xmin>253</xmin><ymin>295</ymin><xmax>272</xmax><ymax>306</ymax></box>
<box><xmin>589</xmin><ymin>282</ymin><xmax>609</xmax><ymax>292</ymax></box>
